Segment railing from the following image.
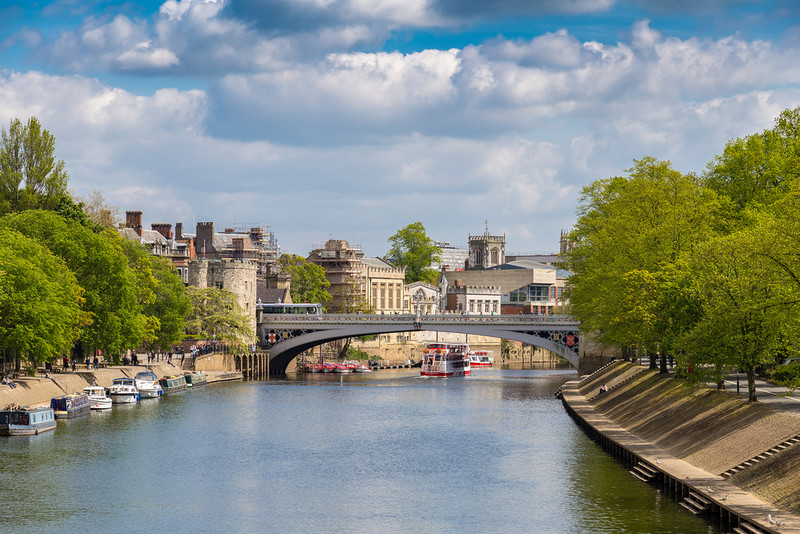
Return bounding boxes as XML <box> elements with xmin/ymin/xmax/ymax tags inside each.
<box><xmin>263</xmin><ymin>313</ymin><xmax>578</xmax><ymax>326</ymax></box>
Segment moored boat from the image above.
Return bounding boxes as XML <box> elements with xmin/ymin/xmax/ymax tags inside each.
<box><xmin>184</xmin><ymin>371</ymin><xmax>207</xmax><ymax>388</ymax></box>
<box><xmin>159</xmin><ymin>375</ymin><xmax>187</xmax><ymax>393</ymax></box>
<box><xmin>50</xmin><ymin>393</ymin><xmax>91</xmax><ymax>419</ymax></box>
<box><xmin>109</xmin><ymin>377</ymin><xmax>140</xmax><ymax>404</ymax></box>
<box><xmin>0</xmin><ymin>406</ymin><xmax>57</xmax><ymax>435</ymax></box>
<box><xmin>83</xmin><ymin>386</ymin><xmax>112</xmax><ymax>410</ymax></box>
<box><xmin>420</xmin><ymin>343</ymin><xmax>471</xmax><ymax>377</ymax></box>
<box><xmin>134</xmin><ymin>370</ymin><xmax>163</xmax><ymax>398</ymax></box>
<box><xmin>468</xmin><ymin>350</ymin><xmax>494</xmax><ymax>368</ymax></box>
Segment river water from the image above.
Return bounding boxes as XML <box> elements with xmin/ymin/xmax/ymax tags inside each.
<box><xmin>1</xmin><ymin>367</ymin><xmax>720</xmax><ymax>533</ymax></box>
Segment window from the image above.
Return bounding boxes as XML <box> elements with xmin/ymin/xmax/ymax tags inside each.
<box><xmin>215</xmin><ymin>281</ymin><xmax>223</xmax><ymax>290</ymax></box>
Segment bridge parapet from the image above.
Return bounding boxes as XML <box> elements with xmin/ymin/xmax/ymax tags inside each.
<box><xmin>266</xmin><ymin>313</ymin><xmax>579</xmax><ymax>327</ymax></box>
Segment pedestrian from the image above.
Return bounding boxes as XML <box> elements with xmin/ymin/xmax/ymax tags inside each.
<box><xmin>63</xmin><ymin>356</ymin><xmax>69</xmax><ymax>372</ymax></box>
<box><xmin>85</xmin><ymin>356</ymin><xmax>90</xmax><ymax>369</ymax></box>
<box><xmin>93</xmin><ymin>356</ymin><xmax>99</xmax><ymax>370</ymax></box>
<box><xmin>71</xmin><ymin>358</ymin><xmax>76</xmax><ymax>372</ymax></box>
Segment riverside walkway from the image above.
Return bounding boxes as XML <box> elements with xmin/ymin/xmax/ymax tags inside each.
<box><xmin>561</xmin><ymin>371</ymin><xmax>800</xmax><ymax>534</ymax></box>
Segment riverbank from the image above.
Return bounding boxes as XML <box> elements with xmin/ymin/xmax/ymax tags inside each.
<box><xmin>0</xmin><ymin>364</ymin><xmax>241</xmax><ymax>408</ymax></box>
<box><xmin>562</xmin><ymin>360</ymin><xmax>800</xmax><ymax>533</ymax></box>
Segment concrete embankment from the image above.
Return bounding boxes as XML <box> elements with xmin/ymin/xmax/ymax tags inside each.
<box><xmin>562</xmin><ymin>360</ymin><xmax>800</xmax><ymax>534</ymax></box>
<box><xmin>0</xmin><ymin>364</ymin><xmax>241</xmax><ymax>408</ymax></box>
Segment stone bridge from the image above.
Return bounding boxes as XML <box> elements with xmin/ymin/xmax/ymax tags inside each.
<box><xmin>259</xmin><ymin>314</ymin><xmax>580</xmax><ymax>374</ymax></box>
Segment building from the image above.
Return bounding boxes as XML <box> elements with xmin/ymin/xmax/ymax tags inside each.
<box><xmin>119</xmin><ymin>211</ymin><xmax>265</xmax><ymax>338</ymax></box>
<box><xmin>440</xmin><ymin>260</ymin><xmax>569</xmax><ymax>315</ymax></box>
<box><xmin>442</xmin><ymin>279</ymin><xmax>502</xmax><ymax>315</ymax></box>
<box><xmin>432</xmin><ymin>240</ymin><xmax>468</xmax><ymax>271</ymax></box>
<box><xmin>403</xmin><ymin>281</ymin><xmax>440</xmax><ymax>315</ymax></box>
<box><xmin>467</xmin><ymin>228</ymin><xmax>506</xmax><ymax>270</ymax></box>
<box><xmin>360</xmin><ymin>257</ymin><xmax>405</xmax><ymax>314</ymax></box>
<box><xmin>307</xmin><ymin>239</ymin><xmax>365</xmax><ymax>312</ymax></box>
<box><xmin>188</xmin><ymin>259</ymin><xmax>258</xmax><ymax>333</ymax></box>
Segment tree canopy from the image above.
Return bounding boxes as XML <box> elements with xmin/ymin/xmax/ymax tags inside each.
<box><xmin>278</xmin><ymin>254</ymin><xmax>331</xmax><ymax>305</ymax></box>
<box><xmin>0</xmin><ymin>228</ymin><xmax>88</xmax><ymax>365</ymax></box>
<box><xmin>387</xmin><ymin>222</ymin><xmax>441</xmax><ymax>284</ymax></box>
<box><xmin>564</xmin><ymin>106</ymin><xmax>800</xmax><ymax>401</ymax></box>
<box><xmin>185</xmin><ymin>287</ymin><xmax>253</xmax><ymax>346</ymax></box>
<box><xmin>0</xmin><ymin>117</ymin><xmax>69</xmax><ymax>215</ymax></box>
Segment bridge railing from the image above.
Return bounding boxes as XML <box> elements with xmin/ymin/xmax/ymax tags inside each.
<box><xmin>263</xmin><ymin>313</ymin><xmax>578</xmax><ymax>326</ymax></box>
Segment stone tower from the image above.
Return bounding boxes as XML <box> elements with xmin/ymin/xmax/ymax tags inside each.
<box><xmin>467</xmin><ymin>225</ymin><xmax>505</xmax><ymax>270</ymax></box>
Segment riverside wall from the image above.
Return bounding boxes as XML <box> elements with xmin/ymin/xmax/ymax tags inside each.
<box><xmin>562</xmin><ymin>360</ymin><xmax>800</xmax><ymax>533</ymax></box>
<box><xmin>0</xmin><ymin>364</ymin><xmax>241</xmax><ymax>409</ymax></box>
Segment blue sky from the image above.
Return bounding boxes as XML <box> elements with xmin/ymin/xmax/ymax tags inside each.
<box><xmin>1</xmin><ymin>0</ymin><xmax>799</xmax><ymax>257</ymax></box>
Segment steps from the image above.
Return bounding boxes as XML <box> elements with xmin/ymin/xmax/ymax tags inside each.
<box><xmin>679</xmin><ymin>490</ymin><xmax>711</xmax><ymax>516</ymax></box>
<box><xmin>629</xmin><ymin>461</ymin><xmax>658</xmax><ymax>483</ymax></box>
<box><xmin>732</xmin><ymin>521</ymin><xmax>769</xmax><ymax>534</ymax></box>
<box><xmin>721</xmin><ymin>434</ymin><xmax>800</xmax><ymax>478</ymax></box>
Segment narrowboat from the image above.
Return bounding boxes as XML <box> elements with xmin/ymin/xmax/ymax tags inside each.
<box><xmin>184</xmin><ymin>371</ymin><xmax>207</xmax><ymax>388</ymax></box>
<box><xmin>134</xmin><ymin>370</ymin><xmax>163</xmax><ymax>398</ymax></box>
<box><xmin>50</xmin><ymin>393</ymin><xmax>91</xmax><ymax>419</ymax></box>
<box><xmin>109</xmin><ymin>377</ymin><xmax>140</xmax><ymax>404</ymax></box>
<box><xmin>420</xmin><ymin>343</ymin><xmax>471</xmax><ymax>377</ymax></box>
<box><xmin>0</xmin><ymin>406</ymin><xmax>57</xmax><ymax>435</ymax></box>
<box><xmin>159</xmin><ymin>375</ymin><xmax>187</xmax><ymax>393</ymax></box>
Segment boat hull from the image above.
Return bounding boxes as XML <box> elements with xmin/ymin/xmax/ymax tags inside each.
<box><xmin>0</xmin><ymin>407</ymin><xmax>57</xmax><ymax>435</ymax></box>
<box><xmin>110</xmin><ymin>393</ymin><xmax>140</xmax><ymax>404</ymax></box>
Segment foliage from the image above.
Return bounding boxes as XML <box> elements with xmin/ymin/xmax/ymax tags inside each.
<box><xmin>563</xmin><ymin>157</ymin><xmax>723</xmax><ymax>369</ymax></box>
<box><xmin>0</xmin><ymin>117</ymin><xmax>69</xmax><ymax>215</ymax></box>
<box><xmin>0</xmin><ymin>210</ymin><xmax>147</xmax><ymax>358</ymax></box>
<box><xmin>185</xmin><ymin>287</ymin><xmax>254</xmax><ymax>345</ymax></box>
<box><xmin>387</xmin><ymin>222</ymin><xmax>441</xmax><ymax>284</ymax></box>
<box><xmin>278</xmin><ymin>254</ymin><xmax>331</xmax><ymax>305</ymax></box>
<box><xmin>118</xmin><ymin>239</ymin><xmax>191</xmax><ymax>351</ymax></box>
<box><xmin>78</xmin><ymin>189</ymin><xmax>121</xmax><ymax>228</ymax></box>
<box><xmin>0</xmin><ymin>227</ymin><xmax>88</xmax><ymax>363</ymax></box>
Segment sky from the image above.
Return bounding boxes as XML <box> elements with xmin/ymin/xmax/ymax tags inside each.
<box><xmin>1</xmin><ymin>0</ymin><xmax>799</xmax><ymax>258</ymax></box>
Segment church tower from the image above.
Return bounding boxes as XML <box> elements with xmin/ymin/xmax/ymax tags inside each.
<box><xmin>467</xmin><ymin>223</ymin><xmax>505</xmax><ymax>270</ymax></box>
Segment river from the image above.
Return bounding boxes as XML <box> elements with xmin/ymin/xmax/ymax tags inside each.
<box><xmin>0</xmin><ymin>366</ymin><xmax>720</xmax><ymax>533</ymax></box>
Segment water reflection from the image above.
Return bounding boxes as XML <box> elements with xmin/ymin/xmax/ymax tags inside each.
<box><xmin>0</xmin><ymin>367</ymin><xmax>719</xmax><ymax>534</ymax></box>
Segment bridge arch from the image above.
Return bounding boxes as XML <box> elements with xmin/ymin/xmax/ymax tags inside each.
<box><xmin>259</xmin><ymin>315</ymin><xmax>580</xmax><ymax>375</ymax></box>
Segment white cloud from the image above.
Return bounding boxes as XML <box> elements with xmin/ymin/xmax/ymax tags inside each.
<box><xmin>4</xmin><ymin>15</ymin><xmax>800</xmax><ymax>253</ymax></box>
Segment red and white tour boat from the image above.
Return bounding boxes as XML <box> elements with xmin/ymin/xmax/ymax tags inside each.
<box><xmin>468</xmin><ymin>350</ymin><xmax>494</xmax><ymax>367</ymax></box>
<box><xmin>420</xmin><ymin>343</ymin><xmax>471</xmax><ymax>377</ymax></box>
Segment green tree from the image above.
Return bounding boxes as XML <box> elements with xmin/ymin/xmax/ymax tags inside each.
<box><xmin>185</xmin><ymin>287</ymin><xmax>253</xmax><ymax>346</ymax></box>
<box><xmin>118</xmin><ymin>239</ymin><xmax>191</xmax><ymax>351</ymax></box>
<box><xmin>563</xmin><ymin>157</ymin><xmax>723</xmax><ymax>371</ymax></box>
<box><xmin>278</xmin><ymin>254</ymin><xmax>331</xmax><ymax>305</ymax></box>
<box><xmin>678</xmin><ymin>227</ymin><xmax>795</xmax><ymax>401</ymax></box>
<box><xmin>146</xmin><ymin>256</ymin><xmax>192</xmax><ymax>351</ymax></box>
<box><xmin>703</xmin><ymin>107</ymin><xmax>800</xmax><ymax>213</ymax></box>
<box><xmin>0</xmin><ymin>210</ymin><xmax>147</xmax><ymax>359</ymax></box>
<box><xmin>387</xmin><ymin>222</ymin><xmax>441</xmax><ymax>284</ymax></box>
<box><xmin>0</xmin><ymin>228</ymin><xmax>88</xmax><ymax>369</ymax></box>
<box><xmin>0</xmin><ymin>117</ymin><xmax>69</xmax><ymax>214</ymax></box>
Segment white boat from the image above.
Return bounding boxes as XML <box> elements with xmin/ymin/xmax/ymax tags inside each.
<box><xmin>134</xmin><ymin>370</ymin><xmax>163</xmax><ymax>398</ymax></box>
<box><xmin>83</xmin><ymin>385</ymin><xmax>112</xmax><ymax>410</ymax></box>
<box><xmin>420</xmin><ymin>343</ymin><xmax>471</xmax><ymax>377</ymax></box>
<box><xmin>468</xmin><ymin>350</ymin><xmax>494</xmax><ymax>368</ymax></box>
<box><xmin>109</xmin><ymin>377</ymin><xmax>140</xmax><ymax>404</ymax></box>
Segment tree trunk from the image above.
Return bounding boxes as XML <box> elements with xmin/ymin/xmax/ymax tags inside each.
<box><xmin>649</xmin><ymin>352</ymin><xmax>657</xmax><ymax>369</ymax></box>
<box><xmin>659</xmin><ymin>352</ymin><xmax>668</xmax><ymax>374</ymax></box>
<box><xmin>746</xmin><ymin>366</ymin><xmax>758</xmax><ymax>402</ymax></box>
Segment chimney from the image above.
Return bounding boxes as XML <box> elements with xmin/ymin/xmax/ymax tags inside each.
<box><xmin>151</xmin><ymin>223</ymin><xmax>173</xmax><ymax>240</ymax></box>
<box><xmin>126</xmin><ymin>210</ymin><xmax>143</xmax><ymax>237</ymax></box>
<box><xmin>175</xmin><ymin>222</ymin><xmax>183</xmax><ymax>240</ymax></box>
<box><xmin>196</xmin><ymin>222</ymin><xmax>215</xmax><ymax>258</ymax></box>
